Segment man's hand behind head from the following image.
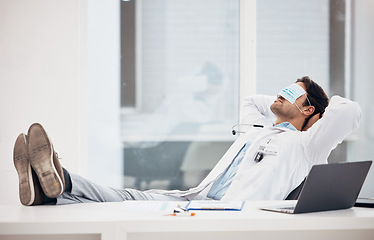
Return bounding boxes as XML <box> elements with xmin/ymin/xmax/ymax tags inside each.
<box><xmin>302</xmin><ymin>113</ymin><xmax>321</xmax><ymax>131</ymax></box>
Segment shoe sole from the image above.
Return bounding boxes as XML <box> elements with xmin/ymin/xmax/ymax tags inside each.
<box><xmin>28</xmin><ymin>123</ymin><xmax>64</xmax><ymax>198</ymax></box>
<box><xmin>13</xmin><ymin>134</ymin><xmax>35</xmax><ymax>206</ymax></box>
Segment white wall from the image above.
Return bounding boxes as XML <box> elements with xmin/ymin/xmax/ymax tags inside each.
<box><xmin>0</xmin><ymin>0</ymin><xmax>81</xmax><ymax>205</ymax></box>
<box><xmin>351</xmin><ymin>0</ymin><xmax>374</xmax><ymax>197</ymax></box>
<box><xmin>0</xmin><ymin>0</ymin><xmax>122</xmax><ymax>205</ymax></box>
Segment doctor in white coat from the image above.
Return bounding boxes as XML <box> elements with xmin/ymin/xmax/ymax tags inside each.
<box><xmin>149</xmin><ymin>76</ymin><xmax>359</xmax><ymax>201</ymax></box>
<box><xmin>13</xmin><ymin>76</ymin><xmax>361</xmax><ymax>205</ymax></box>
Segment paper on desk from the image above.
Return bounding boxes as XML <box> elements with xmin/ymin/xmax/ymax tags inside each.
<box><xmin>122</xmin><ymin>201</ymin><xmax>178</xmax><ymax>212</ymax></box>
<box><xmin>186</xmin><ymin>200</ymin><xmax>245</xmax><ymax>211</ymax></box>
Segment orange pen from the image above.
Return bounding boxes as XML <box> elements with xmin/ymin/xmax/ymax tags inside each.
<box><xmin>165</xmin><ymin>212</ymin><xmax>196</xmax><ymax>217</ymax></box>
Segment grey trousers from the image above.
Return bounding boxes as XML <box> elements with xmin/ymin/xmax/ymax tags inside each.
<box><xmin>56</xmin><ymin>173</ymin><xmax>185</xmax><ymax>205</ymax></box>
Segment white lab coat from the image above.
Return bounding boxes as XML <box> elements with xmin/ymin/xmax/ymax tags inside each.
<box><xmin>147</xmin><ymin>95</ymin><xmax>361</xmax><ymax>201</ymax></box>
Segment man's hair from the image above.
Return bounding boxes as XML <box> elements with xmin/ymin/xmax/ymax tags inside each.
<box><xmin>296</xmin><ymin>76</ymin><xmax>329</xmax><ymax>129</ymax></box>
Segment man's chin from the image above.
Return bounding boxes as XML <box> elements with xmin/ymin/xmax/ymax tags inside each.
<box><xmin>270</xmin><ymin>104</ymin><xmax>277</xmax><ymax>114</ymax></box>
<box><xmin>270</xmin><ymin>104</ymin><xmax>284</xmax><ymax>118</ymax></box>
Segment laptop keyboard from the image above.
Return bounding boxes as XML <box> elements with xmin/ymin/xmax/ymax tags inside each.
<box><xmin>280</xmin><ymin>206</ymin><xmax>295</xmax><ymax>210</ymax></box>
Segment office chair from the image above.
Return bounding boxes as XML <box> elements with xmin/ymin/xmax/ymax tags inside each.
<box><xmin>124</xmin><ymin>141</ymin><xmax>189</xmax><ymax>190</ymax></box>
<box><xmin>285</xmin><ymin>178</ymin><xmax>306</xmax><ymax>200</ymax></box>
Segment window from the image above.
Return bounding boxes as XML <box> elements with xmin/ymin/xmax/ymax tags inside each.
<box><xmin>121</xmin><ymin>0</ymin><xmax>240</xmax><ymax>190</ymax></box>
<box><xmin>256</xmin><ymin>0</ymin><xmax>350</xmax><ymax>164</ymax></box>
<box><xmin>89</xmin><ymin>0</ymin><xmax>372</xmax><ymax>197</ymax></box>
<box><xmin>256</xmin><ymin>0</ymin><xmax>330</xmax><ymax>95</ymax></box>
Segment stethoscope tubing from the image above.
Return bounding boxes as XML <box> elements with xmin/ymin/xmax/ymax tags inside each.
<box><xmin>231</xmin><ymin>124</ymin><xmax>264</xmax><ymax>135</ymax></box>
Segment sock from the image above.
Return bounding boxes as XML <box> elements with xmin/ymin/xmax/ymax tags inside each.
<box><xmin>42</xmin><ymin>168</ymin><xmax>72</xmax><ymax>205</ymax></box>
<box><xmin>63</xmin><ymin>167</ymin><xmax>72</xmax><ymax>193</ymax></box>
<box><xmin>43</xmin><ymin>195</ymin><xmax>57</xmax><ymax>205</ymax></box>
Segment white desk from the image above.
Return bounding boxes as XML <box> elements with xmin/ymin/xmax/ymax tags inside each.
<box><xmin>1</xmin><ymin>201</ymin><xmax>374</xmax><ymax>240</ymax></box>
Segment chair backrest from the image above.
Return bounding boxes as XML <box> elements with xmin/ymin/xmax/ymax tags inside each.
<box><xmin>285</xmin><ymin>178</ymin><xmax>306</xmax><ymax>200</ymax></box>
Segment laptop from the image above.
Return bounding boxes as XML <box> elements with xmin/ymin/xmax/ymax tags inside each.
<box><xmin>261</xmin><ymin>161</ymin><xmax>372</xmax><ymax>214</ymax></box>
<box><xmin>355</xmin><ymin>197</ymin><xmax>374</xmax><ymax>208</ymax></box>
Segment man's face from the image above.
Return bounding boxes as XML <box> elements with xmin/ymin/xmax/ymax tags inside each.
<box><xmin>270</xmin><ymin>82</ymin><xmax>309</xmax><ymax>120</ymax></box>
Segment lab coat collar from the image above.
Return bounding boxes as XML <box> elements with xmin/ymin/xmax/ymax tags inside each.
<box><xmin>273</xmin><ymin>122</ymin><xmax>298</xmax><ymax>131</ymax></box>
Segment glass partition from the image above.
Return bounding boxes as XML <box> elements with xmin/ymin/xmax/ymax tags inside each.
<box><xmin>121</xmin><ymin>0</ymin><xmax>240</xmax><ymax>190</ymax></box>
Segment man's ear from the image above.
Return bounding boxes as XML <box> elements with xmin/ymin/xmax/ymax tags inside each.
<box><xmin>303</xmin><ymin>106</ymin><xmax>315</xmax><ymax>116</ymax></box>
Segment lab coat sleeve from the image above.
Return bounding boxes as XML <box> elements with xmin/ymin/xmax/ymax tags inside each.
<box><xmin>240</xmin><ymin>95</ymin><xmax>276</xmax><ymax>126</ymax></box>
<box><xmin>301</xmin><ymin>96</ymin><xmax>361</xmax><ymax>164</ymax></box>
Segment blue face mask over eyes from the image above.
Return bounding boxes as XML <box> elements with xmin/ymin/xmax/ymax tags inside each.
<box><xmin>278</xmin><ymin>83</ymin><xmax>306</xmax><ymax>104</ymax></box>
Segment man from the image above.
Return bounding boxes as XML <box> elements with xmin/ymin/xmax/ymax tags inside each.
<box><xmin>13</xmin><ymin>76</ymin><xmax>361</xmax><ymax>205</ymax></box>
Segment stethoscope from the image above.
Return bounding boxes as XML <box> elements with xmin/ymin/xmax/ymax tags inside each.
<box><xmin>232</xmin><ymin>123</ymin><xmax>276</xmax><ymax>163</ymax></box>
<box><xmin>231</xmin><ymin>124</ymin><xmax>264</xmax><ymax>135</ymax></box>
<box><xmin>231</xmin><ymin>123</ymin><xmax>287</xmax><ymax>163</ymax></box>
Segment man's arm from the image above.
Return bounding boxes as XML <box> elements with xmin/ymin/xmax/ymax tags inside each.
<box><xmin>301</xmin><ymin>96</ymin><xmax>361</xmax><ymax>164</ymax></box>
<box><xmin>240</xmin><ymin>95</ymin><xmax>276</xmax><ymax>126</ymax></box>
